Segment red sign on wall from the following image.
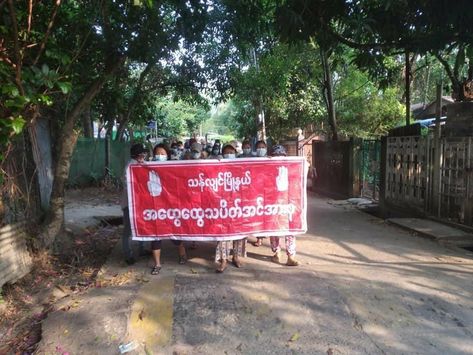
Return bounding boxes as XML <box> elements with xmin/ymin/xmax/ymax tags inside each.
<box><xmin>127</xmin><ymin>157</ymin><xmax>307</xmax><ymax>241</ymax></box>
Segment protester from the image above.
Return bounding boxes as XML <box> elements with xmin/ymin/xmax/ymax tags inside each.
<box><xmin>205</xmin><ymin>142</ymin><xmax>213</xmax><ymax>155</ymax></box>
<box><xmin>149</xmin><ymin>143</ymin><xmax>169</xmax><ymax>274</ymax></box>
<box><xmin>208</xmin><ymin>139</ymin><xmax>221</xmax><ymax>159</ymax></box>
<box><xmin>253</xmin><ymin>139</ymin><xmax>268</xmax><ymax>247</ymax></box>
<box><xmin>268</xmin><ymin>144</ymin><xmax>299</xmax><ymax>266</ymax></box>
<box><xmin>186</xmin><ymin>142</ymin><xmax>204</xmax><ymax>250</ymax></box>
<box><xmin>255</xmin><ymin>139</ymin><xmax>267</xmax><ymax>157</ymax></box>
<box><xmin>239</xmin><ymin>139</ymin><xmax>253</xmax><ymax>157</ymax></box>
<box><xmin>152</xmin><ymin>143</ymin><xmax>169</xmax><ymax>162</ymax></box>
<box><xmin>215</xmin><ymin>144</ymin><xmax>247</xmax><ymax>272</ymax></box>
<box><xmin>121</xmin><ymin>143</ymin><xmax>148</xmax><ymax>265</ymax></box>
<box><xmin>170</xmin><ymin>146</ymin><xmax>183</xmax><ymax>161</ymax></box>
<box><xmin>190</xmin><ymin>142</ymin><xmax>203</xmax><ymax>159</ymax></box>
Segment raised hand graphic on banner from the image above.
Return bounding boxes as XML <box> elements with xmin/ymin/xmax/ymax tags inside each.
<box><xmin>276</xmin><ymin>166</ymin><xmax>288</xmax><ymax>191</ymax></box>
<box><xmin>147</xmin><ymin>170</ymin><xmax>162</xmax><ymax>197</ymax></box>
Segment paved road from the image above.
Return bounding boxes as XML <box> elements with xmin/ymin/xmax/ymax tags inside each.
<box><xmin>38</xmin><ymin>194</ymin><xmax>473</xmax><ymax>354</ymax></box>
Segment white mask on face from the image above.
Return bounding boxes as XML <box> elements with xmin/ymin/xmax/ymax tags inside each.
<box><xmin>192</xmin><ymin>152</ymin><xmax>201</xmax><ymax>159</ymax></box>
<box><xmin>154</xmin><ymin>154</ymin><xmax>167</xmax><ymax>162</ymax></box>
<box><xmin>243</xmin><ymin>148</ymin><xmax>251</xmax><ymax>155</ymax></box>
<box><xmin>223</xmin><ymin>153</ymin><xmax>236</xmax><ymax>159</ymax></box>
<box><xmin>256</xmin><ymin>148</ymin><xmax>267</xmax><ymax>157</ymax></box>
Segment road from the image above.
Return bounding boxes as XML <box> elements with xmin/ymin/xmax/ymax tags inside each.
<box><xmin>37</xmin><ymin>193</ymin><xmax>473</xmax><ymax>354</ymax></box>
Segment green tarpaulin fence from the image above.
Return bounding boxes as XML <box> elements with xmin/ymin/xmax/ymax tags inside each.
<box><xmin>68</xmin><ymin>138</ymin><xmax>130</xmax><ymax>186</ymax></box>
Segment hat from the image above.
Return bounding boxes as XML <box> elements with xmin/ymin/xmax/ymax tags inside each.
<box><xmin>130</xmin><ymin>143</ymin><xmax>147</xmax><ymax>157</ymax></box>
<box><xmin>191</xmin><ymin>142</ymin><xmax>202</xmax><ymax>152</ymax></box>
<box><xmin>270</xmin><ymin>144</ymin><xmax>287</xmax><ymax>156</ymax></box>
<box><xmin>222</xmin><ymin>143</ymin><xmax>236</xmax><ymax>153</ymax></box>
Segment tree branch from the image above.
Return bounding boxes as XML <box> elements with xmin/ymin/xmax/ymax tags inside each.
<box><xmin>27</xmin><ymin>0</ymin><xmax>33</xmax><ymax>33</ymax></box>
<box><xmin>453</xmin><ymin>44</ymin><xmax>465</xmax><ymax>82</ymax></box>
<box><xmin>33</xmin><ymin>0</ymin><xmax>61</xmax><ymax>66</ymax></box>
<box><xmin>7</xmin><ymin>0</ymin><xmax>24</xmax><ymax>96</ymax></box>
<box><xmin>321</xmin><ymin>22</ymin><xmax>395</xmax><ymax>51</ymax></box>
<box><xmin>435</xmin><ymin>53</ymin><xmax>457</xmax><ymax>87</ymax></box>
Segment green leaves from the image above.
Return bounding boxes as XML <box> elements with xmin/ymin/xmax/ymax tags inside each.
<box><xmin>0</xmin><ymin>116</ymin><xmax>26</xmax><ymax>140</ymax></box>
<box><xmin>11</xmin><ymin>116</ymin><xmax>26</xmax><ymax>134</ymax></box>
<box><xmin>57</xmin><ymin>82</ymin><xmax>72</xmax><ymax>94</ymax></box>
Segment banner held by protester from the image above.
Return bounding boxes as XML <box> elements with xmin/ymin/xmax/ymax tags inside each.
<box><xmin>127</xmin><ymin>157</ymin><xmax>307</xmax><ymax>241</ymax></box>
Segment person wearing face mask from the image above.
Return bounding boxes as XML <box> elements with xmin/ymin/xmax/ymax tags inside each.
<box><xmin>185</xmin><ymin>142</ymin><xmax>204</xmax><ymax>250</ymax></box>
<box><xmin>190</xmin><ymin>142</ymin><xmax>203</xmax><ymax>159</ymax></box>
<box><xmin>170</xmin><ymin>146</ymin><xmax>183</xmax><ymax>161</ymax></box>
<box><xmin>149</xmin><ymin>143</ymin><xmax>187</xmax><ymax>273</ymax></box>
<box><xmin>255</xmin><ymin>140</ymin><xmax>267</xmax><ymax>158</ymax></box>
<box><xmin>253</xmin><ymin>139</ymin><xmax>267</xmax><ymax>247</ymax></box>
<box><xmin>152</xmin><ymin>143</ymin><xmax>169</xmax><ymax>162</ymax></box>
<box><xmin>268</xmin><ymin>144</ymin><xmax>299</xmax><ymax>266</ymax></box>
<box><xmin>149</xmin><ymin>143</ymin><xmax>168</xmax><ymax>274</ymax></box>
<box><xmin>215</xmin><ymin>144</ymin><xmax>247</xmax><ymax>272</ymax></box>
<box><xmin>121</xmin><ymin>143</ymin><xmax>148</xmax><ymax>265</ymax></box>
<box><xmin>208</xmin><ymin>140</ymin><xmax>222</xmax><ymax>159</ymax></box>
<box><xmin>239</xmin><ymin>140</ymin><xmax>253</xmax><ymax>157</ymax></box>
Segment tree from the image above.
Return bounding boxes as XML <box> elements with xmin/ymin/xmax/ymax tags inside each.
<box><xmin>229</xmin><ymin>43</ymin><xmax>326</xmax><ymax>141</ymax></box>
<box><xmin>1</xmin><ymin>0</ymin><xmax>211</xmax><ymax>248</ymax></box>
<box><xmin>273</xmin><ymin>0</ymin><xmax>473</xmax><ymax>102</ymax></box>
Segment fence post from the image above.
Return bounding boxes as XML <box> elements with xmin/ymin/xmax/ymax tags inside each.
<box><xmin>379</xmin><ymin>136</ymin><xmax>387</xmax><ymax>213</ymax></box>
<box><xmin>432</xmin><ymin>84</ymin><xmax>442</xmax><ymax>217</ymax></box>
<box><xmin>466</xmin><ymin>137</ymin><xmax>472</xmax><ymax>225</ymax></box>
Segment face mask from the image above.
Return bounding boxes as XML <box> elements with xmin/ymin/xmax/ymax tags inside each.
<box><xmin>154</xmin><ymin>154</ymin><xmax>167</xmax><ymax>162</ymax></box>
<box><xmin>256</xmin><ymin>148</ymin><xmax>267</xmax><ymax>157</ymax></box>
<box><xmin>223</xmin><ymin>153</ymin><xmax>236</xmax><ymax>159</ymax></box>
<box><xmin>243</xmin><ymin>148</ymin><xmax>251</xmax><ymax>155</ymax></box>
<box><xmin>212</xmin><ymin>149</ymin><xmax>219</xmax><ymax>155</ymax></box>
<box><xmin>192</xmin><ymin>152</ymin><xmax>201</xmax><ymax>159</ymax></box>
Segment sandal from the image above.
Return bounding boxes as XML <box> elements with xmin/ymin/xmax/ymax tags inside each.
<box><xmin>253</xmin><ymin>238</ymin><xmax>263</xmax><ymax>247</ymax></box>
<box><xmin>215</xmin><ymin>260</ymin><xmax>228</xmax><ymax>273</ymax></box>
<box><xmin>271</xmin><ymin>252</ymin><xmax>281</xmax><ymax>264</ymax></box>
<box><xmin>286</xmin><ymin>256</ymin><xmax>299</xmax><ymax>266</ymax></box>
<box><xmin>151</xmin><ymin>265</ymin><xmax>161</xmax><ymax>275</ymax></box>
<box><xmin>178</xmin><ymin>255</ymin><xmax>187</xmax><ymax>265</ymax></box>
<box><xmin>232</xmin><ymin>257</ymin><xmax>242</xmax><ymax>268</ymax></box>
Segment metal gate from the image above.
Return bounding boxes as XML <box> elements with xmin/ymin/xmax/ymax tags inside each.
<box><xmin>359</xmin><ymin>140</ymin><xmax>381</xmax><ymax>200</ymax></box>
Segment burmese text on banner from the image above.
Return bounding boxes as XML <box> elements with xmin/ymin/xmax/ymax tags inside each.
<box><xmin>127</xmin><ymin>157</ymin><xmax>307</xmax><ymax>241</ymax></box>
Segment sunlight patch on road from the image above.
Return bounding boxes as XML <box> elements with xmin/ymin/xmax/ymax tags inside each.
<box><xmin>129</xmin><ymin>274</ymin><xmax>175</xmax><ymax>351</ymax></box>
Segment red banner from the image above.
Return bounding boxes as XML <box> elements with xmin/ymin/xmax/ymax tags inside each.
<box><xmin>127</xmin><ymin>157</ymin><xmax>307</xmax><ymax>240</ymax></box>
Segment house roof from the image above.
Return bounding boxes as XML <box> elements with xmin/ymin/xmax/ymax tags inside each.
<box><xmin>411</xmin><ymin>96</ymin><xmax>453</xmax><ymax>120</ymax></box>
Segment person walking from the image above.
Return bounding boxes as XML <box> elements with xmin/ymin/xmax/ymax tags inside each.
<box><xmin>253</xmin><ymin>139</ymin><xmax>268</xmax><ymax>247</ymax></box>
<box><xmin>268</xmin><ymin>144</ymin><xmax>299</xmax><ymax>266</ymax></box>
<box><xmin>121</xmin><ymin>143</ymin><xmax>148</xmax><ymax>265</ymax></box>
<box><xmin>150</xmin><ymin>143</ymin><xmax>187</xmax><ymax>273</ymax></box>
<box><xmin>215</xmin><ymin>144</ymin><xmax>247</xmax><ymax>272</ymax></box>
<box><xmin>239</xmin><ymin>139</ymin><xmax>253</xmax><ymax>157</ymax></box>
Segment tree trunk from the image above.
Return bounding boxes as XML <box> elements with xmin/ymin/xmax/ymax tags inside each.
<box><xmin>320</xmin><ymin>49</ymin><xmax>338</xmax><ymax>141</ymax></box>
<box><xmin>42</xmin><ymin>56</ymin><xmax>125</xmax><ymax>248</ymax></box>
<box><xmin>81</xmin><ymin>105</ymin><xmax>93</xmax><ymax>138</ymax></box>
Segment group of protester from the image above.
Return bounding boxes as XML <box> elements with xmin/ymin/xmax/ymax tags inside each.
<box><xmin>121</xmin><ymin>138</ymin><xmax>299</xmax><ymax>275</ymax></box>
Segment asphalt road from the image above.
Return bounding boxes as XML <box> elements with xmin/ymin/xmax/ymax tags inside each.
<box><xmin>37</xmin><ymin>193</ymin><xmax>473</xmax><ymax>355</ymax></box>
